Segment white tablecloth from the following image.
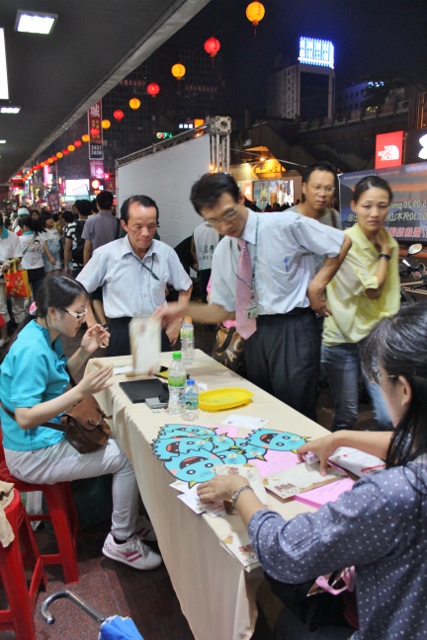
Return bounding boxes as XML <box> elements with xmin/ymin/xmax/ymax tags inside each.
<box><xmin>88</xmin><ymin>350</ymin><xmax>329</xmax><ymax>640</ymax></box>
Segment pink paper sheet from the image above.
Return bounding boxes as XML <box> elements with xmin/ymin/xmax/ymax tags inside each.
<box><xmin>294</xmin><ymin>477</ymin><xmax>354</xmax><ymax>508</ymax></box>
<box><xmin>251</xmin><ymin>450</ymin><xmax>299</xmax><ymax>479</ymax></box>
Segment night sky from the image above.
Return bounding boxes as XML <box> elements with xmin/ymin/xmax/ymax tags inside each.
<box><xmin>167</xmin><ymin>0</ymin><xmax>427</xmax><ymax>112</ymax></box>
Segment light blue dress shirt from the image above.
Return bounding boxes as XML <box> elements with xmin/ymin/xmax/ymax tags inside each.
<box><xmin>209</xmin><ymin>209</ymin><xmax>344</xmax><ymax>314</ymax></box>
<box><xmin>77</xmin><ymin>235</ymin><xmax>192</xmax><ymax>318</ymax></box>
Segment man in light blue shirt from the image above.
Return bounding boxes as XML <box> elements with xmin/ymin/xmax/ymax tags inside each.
<box><xmin>78</xmin><ymin>195</ymin><xmax>192</xmax><ymax>356</ymax></box>
<box><xmin>156</xmin><ymin>173</ymin><xmax>351</xmax><ymax>421</ymax></box>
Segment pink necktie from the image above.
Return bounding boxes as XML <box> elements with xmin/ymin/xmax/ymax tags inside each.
<box><xmin>236</xmin><ymin>238</ymin><xmax>257</xmax><ymax>339</ymax></box>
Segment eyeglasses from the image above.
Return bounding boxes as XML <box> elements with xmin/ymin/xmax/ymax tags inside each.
<box><xmin>371</xmin><ymin>367</ymin><xmax>397</xmax><ymax>385</ymax></box>
<box><xmin>206</xmin><ymin>205</ymin><xmax>239</xmax><ymax>227</ymax></box>
<box><xmin>61</xmin><ymin>307</ymin><xmax>88</xmax><ymax>321</ymax></box>
<box><xmin>309</xmin><ymin>185</ymin><xmax>335</xmax><ymax>194</ymax></box>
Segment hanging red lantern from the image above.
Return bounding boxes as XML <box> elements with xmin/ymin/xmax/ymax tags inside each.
<box><xmin>90</xmin><ymin>127</ymin><xmax>100</xmax><ymax>137</ymax></box>
<box><xmin>204</xmin><ymin>37</ymin><xmax>220</xmax><ymax>58</ymax></box>
<box><xmin>246</xmin><ymin>2</ymin><xmax>265</xmax><ymax>36</ymax></box>
<box><xmin>204</xmin><ymin>37</ymin><xmax>220</xmax><ymax>66</ymax></box>
<box><xmin>62</xmin><ymin>149</ymin><xmax>69</xmax><ymax>155</ymax></box>
<box><xmin>113</xmin><ymin>109</ymin><xmax>124</xmax><ymax>121</ymax></box>
<box><xmin>147</xmin><ymin>83</ymin><xmax>160</xmax><ymax>98</ymax></box>
<box><xmin>74</xmin><ymin>140</ymin><xmax>82</xmax><ymax>148</ymax></box>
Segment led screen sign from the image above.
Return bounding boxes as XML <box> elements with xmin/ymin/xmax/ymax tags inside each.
<box><xmin>298</xmin><ymin>37</ymin><xmax>334</xmax><ymax>69</ymax></box>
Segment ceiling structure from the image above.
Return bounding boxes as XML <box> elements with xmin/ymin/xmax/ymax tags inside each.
<box><xmin>0</xmin><ymin>0</ymin><xmax>211</xmax><ymax>185</ymax></box>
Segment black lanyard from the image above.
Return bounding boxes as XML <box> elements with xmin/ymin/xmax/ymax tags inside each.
<box><xmin>132</xmin><ymin>253</ymin><xmax>160</xmax><ymax>281</ymax></box>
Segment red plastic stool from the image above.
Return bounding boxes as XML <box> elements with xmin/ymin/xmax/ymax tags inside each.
<box><xmin>0</xmin><ymin>460</ymin><xmax>81</xmax><ymax>584</ymax></box>
<box><xmin>0</xmin><ymin>488</ymin><xmax>47</xmax><ymax>640</ymax></box>
<box><xmin>0</xmin><ymin>425</ymin><xmax>81</xmax><ymax>584</ymax></box>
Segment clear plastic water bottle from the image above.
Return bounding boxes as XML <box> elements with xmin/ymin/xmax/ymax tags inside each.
<box><xmin>168</xmin><ymin>352</ymin><xmax>187</xmax><ymax>415</ymax></box>
<box><xmin>180</xmin><ymin>317</ymin><xmax>195</xmax><ymax>365</ymax></box>
<box><xmin>182</xmin><ymin>379</ymin><xmax>199</xmax><ymax>421</ymax></box>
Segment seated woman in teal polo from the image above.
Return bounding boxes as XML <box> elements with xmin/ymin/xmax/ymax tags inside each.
<box><xmin>1</xmin><ymin>274</ymin><xmax>161</xmax><ymax>571</ymax></box>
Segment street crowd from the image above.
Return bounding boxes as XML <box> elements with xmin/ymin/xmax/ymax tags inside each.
<box><xmin>1</xmin><ymin>162</ymin><xmax>427</xmax><ymax>639</ymax></box>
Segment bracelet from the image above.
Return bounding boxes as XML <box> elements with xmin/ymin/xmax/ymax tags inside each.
<box><xmin>378</xmin><ymin>253</ymin><xmax>391</xmax><ymax>261</ymax></box>
<box><xmin>231</xmin><ymin>484</ymin><xmax>253</xmax><ymax>506</ymax></box>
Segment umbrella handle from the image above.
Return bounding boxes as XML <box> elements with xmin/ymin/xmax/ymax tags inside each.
<box><xmin>40</xmin><ymin>589</ymin><xmax>105</xmax><ymax>625</ymax></box>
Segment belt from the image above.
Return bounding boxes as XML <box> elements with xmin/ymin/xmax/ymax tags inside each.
<box><xmin>258</xmin><ymin>307</ymin><xmax>314</xmax><ymax>319</ymax></box>
<box><xmin>109</xmin><ymin>317</ymin><xmax>132</xmax><ymax>326</ymax></box>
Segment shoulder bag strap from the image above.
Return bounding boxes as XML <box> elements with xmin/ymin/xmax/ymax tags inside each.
<box><xmin>0</xmin><ymin>401</ymin><xmax>65</xmax><ymax>431</ymax></box>
<box><xmin>21</xmin><ymin>234</ymin><xmax>36</xmax><ymax>257</ymax></box>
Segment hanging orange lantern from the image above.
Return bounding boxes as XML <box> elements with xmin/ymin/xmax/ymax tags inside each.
<box><xmin>47</xmin><ymin>157</ymin><xmax>54</xmax><ymax>164</ymax></box>
<box><xmin>171</xmin><ymin>63</ymin><xmax>186</xmax><ymax>81</ymax></box>
<box><xmin>40</xmin><ymin>161</ymin><xmax>46</xmax><ymax>167</ymax></box>
<box><xmin>147</xmin><ymin>83</ymin><xmax>160</xmax><ymax>98</ymax></box>
<box><xmin>56</xmin><ymin>152</ymin><xmax>63</xmax><ymax>159</ymax></box>
<box><xmin>246</xmin><ymin>2</ymin><xmax>265</xmax><ymax>36</ymax></box>
<box><xmin>113</xmin><ymin>109</ymin><xmax>124</xmax><ymax>121</ymax></box>
<box><xmin>82</xmin><ymin>134</ymin><xmax>90</xmax><ymax>142</ymax></box>
<box><xmin>74</xmin><ymin>140</ymin><xmax>82</xmax><ymax>148</ymax></box>
<box><xmin>129</xmin><ymin>97</ymin><xmax>141</xmax><ymax>110</ymax></box>
<box><xmin>101</xmin><ymin>119</ymin><xmax>111</xmax><ymax>129</ymax></box>
<box><xmin>68</xmin><ymin>144</ymin><xmax>75</xmax><ymax>152</ymax></box>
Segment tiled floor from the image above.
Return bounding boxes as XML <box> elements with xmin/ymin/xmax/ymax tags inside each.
<box><xmin>0</xmin><ymin>322</ymin><xmax>374</xmax><ymax>639</ymax></box>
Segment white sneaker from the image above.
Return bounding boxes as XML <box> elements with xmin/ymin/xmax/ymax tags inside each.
<box><xmin>0</xmin><ymin>338</ymin><xmax>8</xmax><ymax>348</ymax></box>
<box><xmin>102</xmin><ymin>532</ymin><xmax>162</xmax><ymax>570</ymax></box>
<box><xmin>135</xmin><ymin>514</ymin><xmax>157</xmax><ymax>542</ymax></box>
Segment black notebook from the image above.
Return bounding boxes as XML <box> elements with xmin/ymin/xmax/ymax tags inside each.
<box><xmin>119</xmin><ymin>379</ymin><xmax>169</xmax><ymax>404</ymax></box>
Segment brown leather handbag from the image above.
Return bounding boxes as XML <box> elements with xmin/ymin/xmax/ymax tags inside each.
<box><xmin>2</xmin><ymin>395</ymin><xmax>112</xmax><ymax>455</ymax></box>
<box><xmin>211</xmin><ymin>324</ymin><xmax>247</xmax><ymax>377</ymax></box>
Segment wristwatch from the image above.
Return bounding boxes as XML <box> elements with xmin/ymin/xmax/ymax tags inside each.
<box><xmin>378</xmin><ymin>253</ymin><xmax>391</xmax><ymax>261</ymax></box>
<box><xmin>231</xmin><ymin>484</ymin><xmax>253</xmax><ymax>506</ymax></box>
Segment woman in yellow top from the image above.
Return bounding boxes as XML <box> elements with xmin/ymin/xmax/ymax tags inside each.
<box><xmin>322</xmin><ymin>175</ymin><xmax>400</xmax><ymax>431</ymax></box>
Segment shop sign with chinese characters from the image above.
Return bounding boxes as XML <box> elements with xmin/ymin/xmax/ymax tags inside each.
<box><xmin>88</xmin><ymin>101</ymin><xmax>104</xmax><ymax>160</ymax></box>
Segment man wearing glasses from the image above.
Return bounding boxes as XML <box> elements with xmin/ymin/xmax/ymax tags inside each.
<box><xmin>156</xmin><ymin>173</ymin><xmax>351</xmax><ymax>422</ymax></box>
<box><xmin>77</xmin><ymin>195</ymin><xmax>192</xmax><ymax>356</ymax></box>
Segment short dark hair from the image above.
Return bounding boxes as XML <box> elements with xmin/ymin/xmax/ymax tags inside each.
<box><xmin>61</xmin><ymin>210</ymin><xmax>74</xmax><ymax>224</ymax></box>
<box><xmin>75</xmin><ymin>199</ymin><xmax>92</xmax><ymax>217</ymax></box>
<box><xmin>91</xmin><ymin>199</ymin><xmax>98</xmax><ymax>214</ymax></box>
<box><xmin>190</xmin><ymin>173</ymin><xmax>240</xmax><ymax>215</ymax></box>
<box><xmin>39</xmin><ymin>211</ymin><xmax>52</xmax><ymax>226</ymax></box>
<box><xmin>96</xmin><ymin>190</ymin><xmax>114</xmax><ymax>210</ymax></box>
<box><xmin>302</xmin><ymin>161</ymin><xmax>337</xmax><ymax>184</ymax></box>
<box><xmin>352</xmin><ymin>175</ymin><xmax>393</xmax><ymax>204</ymax></box>
<box><xmin>120</xmin><ymin>195</ymin><xmax>159</xmax><ymax>225</ymax></box>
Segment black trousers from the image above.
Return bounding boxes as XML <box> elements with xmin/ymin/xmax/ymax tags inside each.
<box><xmin>28</xmin><ymin>266</ymin><xmax>45</xmax><ymax>299</ymax></box>
<box><xmin>244</xmin><ymin>310</ymin><xmax>320</xmax><ymax>422</ymax></box>
<box><xmin>106</xmin><ymin>317</ymin><xmax>171</xmax><ymax>357</ymax></box>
